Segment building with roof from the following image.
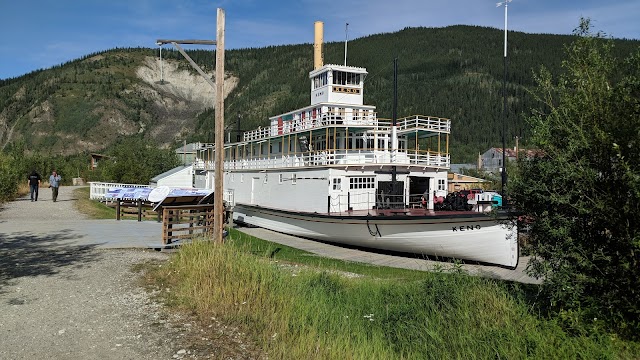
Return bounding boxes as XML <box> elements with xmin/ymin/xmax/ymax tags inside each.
<box><xmin>150</xmin><ymin>165</ymin><xmax>194</xmax><ymax>188</ymax></box>
<box><xmin>479</xmin><ymin>147</ymin><xmax>541</xmax><ymax>174</ymax></box>
<box><xmin>447</xmin><ymin>172</ymin><xmax>488</xmax><ymax>193</ymax></box>
<box><xmin>175</xmin><ymin>142</ymin><xmax>211</xmax><ymax>165</ymax></box>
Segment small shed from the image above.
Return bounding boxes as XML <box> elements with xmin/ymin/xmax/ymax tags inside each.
<box><xmin>90</xmin><ymin>153</ymin><xmax>110</xmax><ymax>171</ymax></box>
<box><xmin>447</xmin><ymin>173</ymin><xmax>488</xmax><ymax>193</ymax></box>
<box><xmin>150</xmin><ymin>165</ymin><xmax>193</xmax><ymax>188</ymax></box>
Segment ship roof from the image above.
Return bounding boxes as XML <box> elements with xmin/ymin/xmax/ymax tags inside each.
<box><xmin>268</xmin><ymin>102</ymin><xmax>376</xmax><ymax>120</ymax></box>
<box><xmin>309</xmin><ymin>63</ymin><xmax>368</xmax><ymax>77</ymax></box>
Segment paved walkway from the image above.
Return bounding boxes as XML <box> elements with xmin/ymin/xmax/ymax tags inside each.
<box><xmin>0</xmin><ymin>187</ymin><xmax>163</xmax><ymax>249</ymax></box>
<box><xmin>0</xmin><ymin>186</ymin><xmax>203</xmax><ymax>359</ymax></box>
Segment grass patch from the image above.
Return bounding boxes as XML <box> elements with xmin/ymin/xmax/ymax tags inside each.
<box><xmin>145</xmin><ymin>233</ymin><xmax>640</xmax><ymax>359</ymax></box>
<box><xmin>16</xmin><ymin>183</ymin><xmax>30</xmax><ymax>197</ymax></box>
<box><xmin>73</xmin><ymin>187</ymin><xmax>116</xmax><ymax>219</ymax></box>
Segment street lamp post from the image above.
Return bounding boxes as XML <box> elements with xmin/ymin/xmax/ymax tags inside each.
<box><xmin>497</xmin><ymin>0</ymin><xmax>511</xmax><ymax>206</ymax></box>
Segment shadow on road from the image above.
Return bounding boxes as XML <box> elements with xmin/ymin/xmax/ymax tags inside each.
<box><xmin>0</xmin><ymin>229</ymin><xmax>103</xmax><ymax>291</ymax></box>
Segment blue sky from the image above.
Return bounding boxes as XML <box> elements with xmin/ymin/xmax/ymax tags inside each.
<box><xmin>1</xmin><ymin>0</ymin><xmax>638</xmax><ymax>80</ymax></box>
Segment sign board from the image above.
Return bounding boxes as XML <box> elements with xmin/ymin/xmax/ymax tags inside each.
<box><xmin>148</xmin><ymin>186</ymin><xmax>213</xmax><ymax>210</ymax></box>
<box><xmin>104</xmin><ymin>187</ymin><xmax>152</xmax><ymax>200</ymax></box>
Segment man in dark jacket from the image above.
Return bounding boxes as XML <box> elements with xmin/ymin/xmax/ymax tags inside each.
<box><xmin>28</xmin><ymin>170</ymin><xmax>41</xmax><ymax>202</ymax></box>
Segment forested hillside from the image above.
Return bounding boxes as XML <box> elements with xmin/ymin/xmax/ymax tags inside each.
<box><xmin>1</xmin><ymin>25</ymin><xmax>637</xmax><ymax>162</ymax></box>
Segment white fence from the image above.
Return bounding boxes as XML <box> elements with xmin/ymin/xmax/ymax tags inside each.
<box><xmin>89</xmin><ymin>182</ymin><xmax>150</xmax><ymax>201</ymax></box>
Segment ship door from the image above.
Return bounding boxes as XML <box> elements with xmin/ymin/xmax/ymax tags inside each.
<box><xmin>409</xmin><ymin>176</ymin><xmax>430</xmax><ymax>208</ymax></box>
<box><xmin>251</xmin><ymin>177</ymin><xmax>259</xmax><ymax>204</ymax></box>
<box><xmin>376</xmin><ymin>180</ymin><xmax>405</xmax><ymax>209</ymax></box>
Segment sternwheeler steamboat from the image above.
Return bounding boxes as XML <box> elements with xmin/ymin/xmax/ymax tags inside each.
<box><xmin>196</xmin><ymin>22</ymin><xmax>518</xmax><ymax>268</ymax></box>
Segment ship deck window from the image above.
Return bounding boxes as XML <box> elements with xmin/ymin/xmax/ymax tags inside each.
<box><xmin>349</xmin><ymin>177</ymin><xmax>375</xmax><ymax>189</ymax></box>
<box><xmin>332</xmin><ymin>178</ymin><xmax>341</xmax><ymax>190</ymax></box>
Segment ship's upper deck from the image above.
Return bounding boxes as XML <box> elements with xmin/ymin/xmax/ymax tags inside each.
<box><xmin>242</xmin><ymin>106</ymin><xmax>450</xmax><ymax>143</ymax></box>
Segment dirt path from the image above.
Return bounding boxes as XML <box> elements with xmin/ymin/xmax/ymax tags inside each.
<box><xmin>0</xmin><ymin>187</ymin><xmax>203</xmax><ymax>359</ymax></box>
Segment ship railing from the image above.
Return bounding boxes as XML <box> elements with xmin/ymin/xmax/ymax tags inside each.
<box><xmin>89</xmin><ymin>181</ymin><xmax>149</xmax><ymax>201</ymax></box>
<box><xmin>328</xmin><ymin>192</ymin><xmax>426</xmax><ymax>213</ymax></box>
<box><xmin>407</xmin><ymin>152</ymin><xmax>450</xmax><ymax>167</ymax></box>
<box><xmin>243</xmin><ymin>111</ymin><xmax>379</xmax><ymax>142</ymax></box>
<box><xmin>240</xmin><ymin>114</ymin><xmax>448</xmax><ymax>143</ymax></box>
<box><xmin>376</xmin><ymin>115</ymin><xmax>451</xmax><ymax>133</ymax></box>
<box><xmin>219</xmin><ymin>149</ymin><xmax>449</xmax><ymax>170</ymax></box>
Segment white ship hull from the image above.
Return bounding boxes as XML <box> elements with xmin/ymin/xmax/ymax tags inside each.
<box><xmin>233</xmin><ymin>204</ymin><xmax>519</xmax><ymax>268</ymax></box>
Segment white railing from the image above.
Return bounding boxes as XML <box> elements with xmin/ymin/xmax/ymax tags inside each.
<box><xmin>195</xmin><ymin>149</ymin><xmax>449</xmax><ymax>171</ymax></box>
<box><xmin>89</xmin><ymin>182</ymin><xmax>149</xmax><ymax>200</ymax></box>
<box><xmin>243</xmin><ymin>110</ymin><xmax>383</xmax><ymax>142</ymax></box>
<box><xmin>328</xmin><ymin>192</ymin><xmax>427</xmax><ymax>213</ymax></box>
<box><xmin>396</xmin><ymin>115</ymin><xmax>451</xmax><ymax>133</ymax></box>
<box><xmin>240</xmin><ymin>114</ymin><xmax>450</xmax><ymax>142</ymax></box>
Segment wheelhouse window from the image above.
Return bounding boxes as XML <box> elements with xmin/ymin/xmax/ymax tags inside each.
<box><xmin>332</xmin><ymin>71</ymin><xmax>361</xmax><ymax>86</ymax></box>
<box><xmin>313</xmin><ymin>72</ymin><xmax>328</xmax><ymax>89</ymax></box>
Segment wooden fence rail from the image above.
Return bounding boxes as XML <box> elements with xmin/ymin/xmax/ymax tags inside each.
<box><xmin>114</xmin><ymin>200</ymin><xmax>157</xmax><ymax>221</ymax></box>
<box><xmin>162</xmin><ymin>204</ymin><xmax>216</xmax><ymax>245</ymax></box>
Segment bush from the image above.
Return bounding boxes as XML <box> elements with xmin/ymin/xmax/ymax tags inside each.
<box><xmin>0</xmin><ymin>152</ymin><xmax>20</xmax><ymax>201</ymax></box>
<box><xmin>510</xmin><ymin>19</ymin><xmax>640</xmax><ymax>338</ymax></box>
<box><xmin>100</xmin><ymin>136</ymin><xmax>181</xmax><ymax>184</ymax></box>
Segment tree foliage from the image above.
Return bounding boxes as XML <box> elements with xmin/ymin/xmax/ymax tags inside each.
<box><xmin>2</xmin><ymin>27</ymin><xmax>638</xmax><ymax>163</ymax></box>
<box><xmin>510</xmin><ymin>19</ymin><xmax>640</xmax><ymax>338</ymax></box>
<box><xmin>0</xmin><ymin>151</ymin><xmax>20</xmax><ymax>201</ymax></box>
<box><xmin>99</xmin><ymin>137</ymin><xmax>181</xmax><ymax>184</ymax></box>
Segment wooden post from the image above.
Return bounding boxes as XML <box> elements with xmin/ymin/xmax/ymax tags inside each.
<box><xmin>162</xmin><ymin>207</ymin><xmax>168</xmax><ymax>245</ymax></box>
<box><xmin>213</xmin><ymin>8</ymin><xmax>226</xmax><ymax>244</ymax></box>
<box><xmin>116</xmin><ymin>200</ymin><xmax>121</xmax><ymax>221</ymax></box>
<box><xmin>137</xmin><ymin>199</ymin><xmax>143</xmax><ymax>222</ymax></box>
<box><xmin>167</xmin><ymin>209</ymin><xmax>173</xmax><ymax>244</ymax></box>
<box><xmin>189</xmin><ymin>209</ymin><xmax>194</xmax><ymax>235</ymax></box>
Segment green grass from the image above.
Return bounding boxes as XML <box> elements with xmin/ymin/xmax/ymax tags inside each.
<box><xmin>71</xmin><ymin>189</ymin><xmax>640</xmax><ymax>357</ymax></box>
<box><xmin>146</xmin><ymin>235</ymin><xmax>640</xmax><ymax>359</ymax></box>
<box><xmin>73</xmin><ymin>187</ymin><xmax>116</xmax><ymax>219</ymax></box>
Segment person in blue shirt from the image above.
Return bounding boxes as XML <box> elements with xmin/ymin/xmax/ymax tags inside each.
<box><xmin>49</xmin><ymin>170</ymin><xmax>62</xmax><ymax>202</ymax></box>
<box><xmin>28</xmin><ymin>170</ymin><xmax>41</xmax><ymax>201</ymax></box>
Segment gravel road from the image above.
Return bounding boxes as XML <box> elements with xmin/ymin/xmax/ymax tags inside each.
<box><xmin>0</xmin><ymin>186</ymin><xmax>240</xmax><ymax>359</ymax></box>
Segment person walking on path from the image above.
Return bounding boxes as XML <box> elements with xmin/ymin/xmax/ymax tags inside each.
<box><xmin>49</xmin><ymin>170</ymin><xmax>62</xmax><ymax>202</ymax></box>
<box><xmin>28</xmin><ymin>170</ymin><xmax>41</xmax><ymax>202</ymax></box>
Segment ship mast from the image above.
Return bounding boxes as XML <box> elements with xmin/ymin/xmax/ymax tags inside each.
<box><xmin>391</xmin><ymin>58</ymin><xmax>398</xmax><ymax>185</ymax></box>
<box><xmin>497</xmin><ymin>0</ymin><xmax>511</xmax><ymax>206</ymax></box>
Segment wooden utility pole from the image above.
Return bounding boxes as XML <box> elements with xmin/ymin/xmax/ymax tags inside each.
<box><xmin>213</xmin><ymin>8</ymin><xmax>225</xmax><ymax>243</ymax></box>
<box><xmin>156</xmin><ymin>7</ymin><xmax>226</xmax><ymax>244</ymax></box>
